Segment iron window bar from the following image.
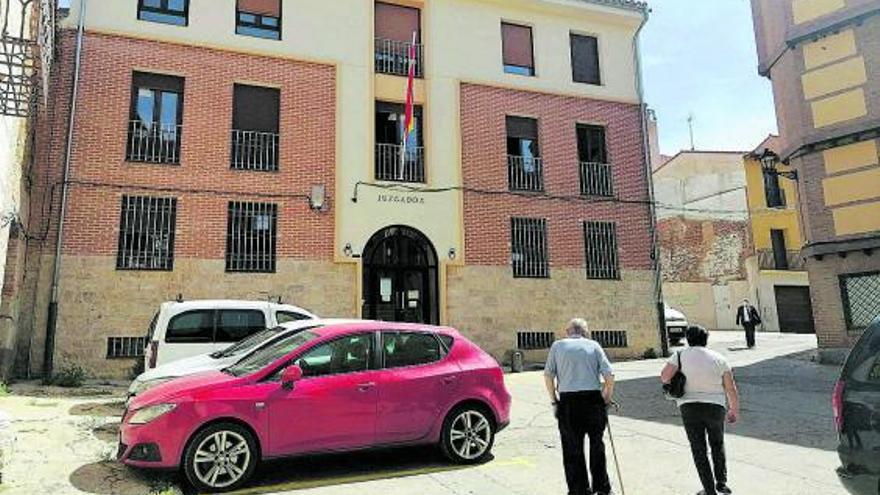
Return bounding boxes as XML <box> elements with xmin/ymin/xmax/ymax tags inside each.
<box><xmin>507</xmin><ymin>155</ymin><xmax>544</xmax><ymax>192</ymax></box>
<box><xmin>375</xmin><ymin>142</ymin><xmax>425</xmax><ymax>183</ymax></box>
<box><xmin>106</xmin><ymin>336</ymin><xmax>148</xmax><ymax>359</ymax></box>
<box><xmin>591</xmin><ymin>330</ymin><xmax>628</xmax><ymax>348</ymax></box>
<box><xmin>116</xmin><ymin>195</ymin><xmax>177</xmax><ymax>271</ymax></box>
<box><xmin>374</xmin><ymin>37</ymin><xmax>423</xmax><ymax>78</ymax></box>
<box><xmin>137</xmin><ymin>0</ymin><xmax>189</xmax><ymax>26</ymax></box>
<box><xmin>126</xmin><ymin>120</ymin><xmax>182</xmax><ymax>164</ymax></box>
<box><xmin>840</xmin><ymin>272</ymin><xmax>880</xmax><ymax>332</ymax></box>
<box><xmin>584</xmin><ymin>221</ymin><xmax>620</xmax><ymax>280</ymax></box>
<box><xmin>516</xmin><ymin>331</ymin><xmax>555</xmax><ymax>350</ymax></box>
<box><xmin>511</xmin><ymin>217</ymin><xmax>549</xmax><ymax>278</ymax></box>
<box><xmin>230</xmin><ymin>129</ymin><xmax>279</xmax><ymax>171</ymax></box>
<box><xmin>579</xmin><ymin>161</ymin><xmax>614</xmax><ymax>197</ymax></box>
<box><xmin>226</xmin><ymin>201</ymin><xmax>278</xmax><ymax>273</ymax></box>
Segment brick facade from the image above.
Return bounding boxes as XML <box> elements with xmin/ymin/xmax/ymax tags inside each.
<box><xmin>658</xmin><ymin>217</ymin><xmax>752</xmax><ymax>284</ymax></box>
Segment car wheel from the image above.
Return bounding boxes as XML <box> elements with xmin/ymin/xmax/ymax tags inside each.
<box><xmin>183</xmin><ymin>422</ymin><xmax>258</xmax><ymax>493</ymax></box>
<box><xmin>440</xmin><ymin>405</ymin><xmax>495</xmax><ymax>464</ymax></box>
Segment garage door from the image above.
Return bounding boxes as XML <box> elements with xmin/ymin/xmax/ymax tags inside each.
<box><xmin>774</xmin><ymin>286</ymin><xmax>816</xmax><ymax>334</ymax></box>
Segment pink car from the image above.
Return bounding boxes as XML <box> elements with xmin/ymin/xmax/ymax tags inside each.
<box><xmin>118</xmin><ymin>320</ymin><xmax>511</xmax><ymax>492</ymax></box>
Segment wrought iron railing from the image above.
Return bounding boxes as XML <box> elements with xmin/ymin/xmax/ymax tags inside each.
<box><xmin>508</xmin><ymin>155</ymin><xmax>544</xmax><ymax>192</ymax></box>
<box><xmin>126</xmin><ymin>121</ymin><xmax>182</xmax><ymax>164</ymax></box>
<box><xmin>758</xmin><ymin>249</ymin><xmax>805</xmax><ymax>271</ymax></box>
<box><xmin>375</xmin><ymin>143</ymin><xmax>425</xmax><ymax>183</ymax></box>
<box><xmin>579</xmin><ymin>161</ymin><xmax>614</xmax><ymax>197</ymax></box>
<box><xmin>375</xmin><ymin>37</ymin><xmax>423</xmax><ymax>78</ymax></box>
<box><xmin>231</xmin><ymin>129</ymin><xmax>279</xmax><ymax>171</ymax></box>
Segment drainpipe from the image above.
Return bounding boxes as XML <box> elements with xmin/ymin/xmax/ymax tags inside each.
<box><xmin>632</xmin><ymin>9</ymin><xmax>668</xmax><ymax>357</ymax></box>
<box><xmin>43</xmin><ymin>0</ymin><xmax>87</xmax><ymax>381</ymax></box>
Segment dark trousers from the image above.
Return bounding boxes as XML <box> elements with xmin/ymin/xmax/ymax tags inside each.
<box><xmin>743</xmin><ymin>323</ymin><xmax>756</xmax><ymax>348</ymax></box>
<box><xmin>557</xmin><ymin>391</ymin><xmax>610</xmax><ymax>495</ymax></box>
<box><xmin>681</xmin><ymin>403</ymin><xmax>727</xmax><ymax>495</ymax></box>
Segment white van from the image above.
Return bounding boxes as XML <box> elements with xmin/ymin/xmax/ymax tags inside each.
<box><xmin>144</xmin><ymin>299</ymin><xmax>317</xmax><ymax>369</ymax></box>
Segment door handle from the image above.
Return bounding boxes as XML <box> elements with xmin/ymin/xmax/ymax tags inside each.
<box><xmin>357</xmin><ymin>382</ymin><xmax>376</xmax><ymax>392</ymax></box>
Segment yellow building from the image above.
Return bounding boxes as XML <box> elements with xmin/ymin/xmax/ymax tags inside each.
<box><xmin>744</xmin><ymin>136</ymin><xmax>813</xmax><ymax>334</ymax></box>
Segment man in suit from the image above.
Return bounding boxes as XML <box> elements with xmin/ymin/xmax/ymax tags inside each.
<box><xmin>735</xmin><ymin>299</ymin><xmax>761</xmax><ymax>349</ymax></box>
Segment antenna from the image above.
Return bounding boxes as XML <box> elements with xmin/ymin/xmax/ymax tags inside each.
<box><xmin>687</xmin><ymin>113</ymin><xmax>696</xmax><ymax>150</ymax></box>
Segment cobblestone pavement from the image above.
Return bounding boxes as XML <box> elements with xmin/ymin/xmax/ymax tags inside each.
<box><xmin>0</xmin><ymin>331</ymin><xmax>847</xmax><ymax>495</ymax></box>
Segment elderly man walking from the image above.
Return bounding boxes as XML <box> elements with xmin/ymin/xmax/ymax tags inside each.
<box><xmin>545</xmin><ymin>318</ymin><xmax>615</xmax><ymax>495</ymax></box>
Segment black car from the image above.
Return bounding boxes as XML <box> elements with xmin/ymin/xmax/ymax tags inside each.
<box><xmin>835</xmin><ymin>316</ymin><xmax>880</xmax><ymax>495</ymax></box>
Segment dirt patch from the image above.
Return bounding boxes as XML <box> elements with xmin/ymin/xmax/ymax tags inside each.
<box><xmin>92</xmin><ymin>423</ymin><xmax>120</xmax><ymax>443</ymax></box>
<box><xmin>69</xmin><ymin>461</ymin><xmax>181</xmax><ymax>495</ymax></box>
<box><xmin>8</xmin><ymin>380</ymin><xmax>128</xmax><ymax>399</ymax></box>
<box><xmin>69</xmin><ymin>401</ymin><xmax>126</xmax><ymax>418</ymax></box>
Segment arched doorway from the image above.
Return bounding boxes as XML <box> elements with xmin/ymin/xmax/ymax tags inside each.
<box><xmin>362</xmin><ymin>226</ymin><xmax>438</xmax><ymax>324</ymax></box>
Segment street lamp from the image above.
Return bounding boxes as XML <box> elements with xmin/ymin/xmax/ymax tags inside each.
<box><xmin>759</xmin><ymin>149</ymin><xmax>798</xmax><ymax>181</ymax></box>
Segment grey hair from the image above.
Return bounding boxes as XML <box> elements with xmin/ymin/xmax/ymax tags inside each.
<box><xmin>567</xmin><ymin>318</ymin><xmax>589</xmax><ymax>336</ymax></box>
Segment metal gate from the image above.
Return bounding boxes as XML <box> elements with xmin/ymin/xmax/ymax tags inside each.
<box><xmin>774</xmin><ymin>286</ymin><xmax>815</xmax><ymax>334</ymax></box>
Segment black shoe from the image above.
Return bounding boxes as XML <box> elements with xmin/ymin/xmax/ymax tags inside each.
<box><xmin>716</xmin><ymin>483</ymin><xmax>732</xmax><ymax>494</ymax></box>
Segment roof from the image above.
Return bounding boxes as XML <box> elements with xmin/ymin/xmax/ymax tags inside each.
<box><xmin>575</xmin><ymin>0</ymin><xmax>649</xmax><ymax>14</ymax></box>
<box><xmin>652</xmin><ymin>149</ymin><xmax>749</xmax><ymax>175</ymax></box>
<box><xmin>310</xmin><ymin>320</ymin><xmax>459</xmax><ymax>339</ymax></box>
<box><xmin>746</xmin><ymin>134</ymin><xmax>781</xmax><ymax>159</ymax></box>
<box><xmin>160</xmin><ymin>299</ymin><xmax>315</xmax><ymax>315</ymax></box>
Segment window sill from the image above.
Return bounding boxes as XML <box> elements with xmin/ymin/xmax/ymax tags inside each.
<box><xmin>125</xmin><ymin>159</ymin><xmax>181</xmax><ymax>166</ymax></box>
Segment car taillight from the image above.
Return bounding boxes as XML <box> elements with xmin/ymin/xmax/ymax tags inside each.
<box><xmin>832</xmin><ymin>380</ymin><xmax>845</xmax><ymax>432</ymax></box>
<box><xmin>148</xmin><ymin>340</ymin><xmax>158</xmax><ymax>369</ymax></box>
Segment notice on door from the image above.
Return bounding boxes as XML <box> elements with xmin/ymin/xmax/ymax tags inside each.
<box><xmin>380</xmin><ymin>278</ymin><xmax>392</xmax><ymax>302</ymax></box>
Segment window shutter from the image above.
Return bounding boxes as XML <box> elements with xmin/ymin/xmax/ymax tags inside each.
<box><xmin>233</xmin><ymin>84</ymin><xmax>280</xmax><ymax>133</ymax></box>
<box><xmin>132</xmin><ymin>71</ymin><xmax>184</xmax><ymax>93</ymax></box>
<box><xmin>506</xmin><ymin>116</ymin><xmax>538</xmax><ymax>140</ymax></box>
<box><xmin>237</xmin><ymin>0</ymin><xmax>280</xmax><ymax>16</ymax></box>
<box><xmin>502</xmin><ymin>23</ymin><xmax>534</xmax><ymax>69</ymax></box>
<box><xmin>571</xmin><ymin>34</ymin><xmax>601</xmax><ymax>85</ymax></box>
<box><xmin>375</xmin><ymin>2</ymin><xmax>420</xmax><ymax>42</ymax></box>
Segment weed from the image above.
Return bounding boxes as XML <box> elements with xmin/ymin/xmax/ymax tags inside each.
<box><xmin>51</xmin><ymin>364</ymin><xmax>87</xmax><ymax>388</ymax></box>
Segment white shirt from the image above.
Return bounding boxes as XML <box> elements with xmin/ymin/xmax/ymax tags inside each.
<box><xmin>741</xmin><ymin>304</ymin><xmax>751</xmax><ymax>323</ymax></box>
<box><xmin>668</xmin><ymin>347</ymin><xmax>731</xmax><ymax>408</ymax></box>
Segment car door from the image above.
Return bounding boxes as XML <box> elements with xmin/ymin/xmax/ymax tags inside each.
<box><xmin>375</xmin><ymin>331</ymin><xmax>459</xmax><ymax>445</ymax></box>
<box><xmin>266</xmin><ymin>332</ymin><xmax>379</xmax><ymax>456</ymax></box>
<box><xmin>841</xmin><ymin>323</ymin><xmax>880</xmax><ymax>478</ymax></box>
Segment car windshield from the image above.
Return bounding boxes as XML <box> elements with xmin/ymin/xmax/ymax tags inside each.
<box><xmin>224</xmin><ymin>330</ymin><xmax>320</xmax><ymax>377</ymax></box>
<box><xmin>210</xmin><ymin>326</ymin><xmax>280</xmax><ymax>359</ymax></box>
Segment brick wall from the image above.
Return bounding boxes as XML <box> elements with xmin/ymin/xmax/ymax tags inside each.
<box><xmin>658</xmin><ymin>217</ymin><xmax>753</xmax><ymax>283</ymax></box>
<box><xmin>459</xmin><ymin>83</ymin><xmax>653</xmax><ymax>271</ymax></box>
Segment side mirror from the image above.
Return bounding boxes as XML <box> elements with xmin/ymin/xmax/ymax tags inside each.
<box><xmin>280</xmin><ymin>364</ymin><xmax>303</xmax><ymax>390</ymax></box>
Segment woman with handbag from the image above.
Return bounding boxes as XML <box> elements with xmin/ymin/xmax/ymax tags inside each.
<box><xmin>661</xmin><ymin>325</ymin><xmax>740</xmax><ymax>495</ymax></box>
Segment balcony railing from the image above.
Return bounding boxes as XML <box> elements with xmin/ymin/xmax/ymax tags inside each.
<box><xmin>375</xmin><ymin>143</ymin><xmax>425</xmax><ymax>183</ymax></box>
<box><xmin>126</xmin><ymin>121</ymin><xmax>182</xmax><ymax>164</ymax></box>
<box><xmin>579</xmin><ymin>161</ymin><xmax>614</xmax><ymax>197</ymax></box>
<box><xmin>758</xmin><ymin>249</ymin><xmax>806</xmax><ymax>271</ymax></box>
<box><xmin>508</xmin><ymin>155</ymin><xmax>544</xmax><ymax>192</ymax></box>
<box><xmin>375</xmin><ymin>37</ymin><xmax>423</xmax><ymax>78</ymax></box>
<box><xmin>231</xmin><ymin>130</ymin><xmax>279</xmax><ymax>172</ymax></box>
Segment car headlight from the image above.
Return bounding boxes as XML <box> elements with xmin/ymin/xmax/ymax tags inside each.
<box><xmin>129</xmin><ymin>403</ymin><xmax>177</xmax><ymax>425</ymax></box>
<box><xmin>129</xmin><ymin>377</ymin><xmax>174</xmax><ymax>397</ymax></box>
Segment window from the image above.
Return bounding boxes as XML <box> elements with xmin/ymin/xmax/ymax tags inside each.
<box><xmin>229</xmin><ymin>330</ymin><xmax>319</xmax><ymax>377</ymax></box>
<box><xmin>226</xmin><ymin>201</ymin><xmax>277</xmax><ymax>273</ymax></box>
<box><xmin>591</xmin><ymin>330</ymin><xmax>628</xmax><ymax>348</ymax></box>
<box><xmin>511</xmin><ymin>217</ymin><xmax>549</xmax><ymax>278</ymax></box>
<box><xmin>276</xmin><ymin>311</ymin><xmax>312</xmax><ymax>324</ymax></box>
<box><xmin>570</xmin><ymin>33</ymin><xmax>601</xmax><ymax>85</ymax></box>
<box><xmin>517</xmin><ymin>331</ymin><xmax>555</xmax><ymax>350</ymax></box>
<box><xmin>770</xmin><ymin>229</ymin><xmax>789</xmax><ymax>270</ymax></box>
<box><xmin>165</xmin><ymin>310</ymin><xmax>214</xmax><ymax>343</ymax></box>
<box><xmin>846</xmin><ymin>326</ymin><xmax>880</xmax><ymax>383</ymax></box>
<box><xmin>127</xmin><ymin>72</ymin><xmax>184</xmax><ymax>164</ymax></box>
<box><xmin>841</xmin><ymin>272</ymin><xmax>880</xmax><ymax>331</ymax></box>
<box><xmin>501</xmin><ymin>22</ymin><xmax>534</xmax><ymax>76</ymax></box>
<box><xmin>375</xmin><ymin>2</ymin><xmax>422</xmax><ymax>78</ymax></box>
<box><xmin>584</xmin><ymin>221</ymin><xmax>620</xmax><ymax>280</ymax></box>
<box><xmin>506</xmin><ymin>116</ymin><xmax>542</xmax><ymax>191</ymax></box>
<box><xmin>236</xmin><ymin>0</ymin><xmax>281</xmax><ymax>40</ymax></box>
<box><xmin>231</xmin><ymin>84</ymin><xmax>280</xmax><ymax>171</ymax></box>
<box><xmin>375</xmin><ymin>101</ymin><xmax>425</xmax><ymax>182</ymax></box>
<box><xmin>215</xmin><ymin>310</ymin><xmax>266</xmax><ymax>343</ymax></box>
<box><xmin>138</xmin><ymin>0</ymin><xmax>188</xmax><ymax>26</ymax></box>
<box><xmin>764</xmin><ymin>169</ymin><xmax>786</xmax><ymax>208</ymax></box>
<box><xmin>116</xmin><ymin>195</ymin><xmax>177</xmax><ymax>271</ymax></box>
<box><xmin>577</xmin><ymin>124</ymin><xmax>612</xmax><ymax>196</ymax></box>
<box><xmin>382</xmin><ymin>332</ymin><xmax>442</xmax><ymax>368</ymax></box>
<box><xmin>295</xmin><ymin>334</ymin><xmax>374</xmax><ymax>377</ymax></box>
<box><xmin>106</xmin><ymin>336</ymin><xmax>148</xmax><ymax>359</ymax></box>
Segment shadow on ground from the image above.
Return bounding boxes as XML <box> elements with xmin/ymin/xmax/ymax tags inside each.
<box><xmin>69</xmin><ymin>461</ymin><xmax>181</xmax><ymax>495</ymax></box>
<box><xmin>70</xmin><ymin>401</ymin><xmax>126</xmax><ymax>417</ymax></box>
<box><xmin>613</xmin><ymin>348</ymin><xmax>841</xmax><ymax>451</ymax></box>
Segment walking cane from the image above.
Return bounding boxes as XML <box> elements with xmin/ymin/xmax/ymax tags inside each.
<box><xmin>606</xmin><ymin>401</ymin><xmax>626</xmax><ymax>495</ymax></box>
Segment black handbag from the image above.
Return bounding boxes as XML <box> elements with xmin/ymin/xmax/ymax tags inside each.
<box><xmin>664</xmin><ymin>351</ymin><xmax>687</xmax><ymax>399</ymax></box>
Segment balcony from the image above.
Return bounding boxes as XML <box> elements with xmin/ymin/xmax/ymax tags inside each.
<box><xmin>758</xmin><ymin>249</ymin><xmax>806</xmax><ymax>271</ymax></box>
<box><xmin>231</xmin><ymin>130</ymin><xmax>279</xmax><ymax>172</ymax></box>
<box><xmin>375</xmin><ymin>38</ymin><xmax>423</xmax><ymax>78</ymax></box>
<box><xmin>126</xmin><ymin>121</ymin><xmax>182</xmax><ymax>164</ymax></box>
<box><xmin>375</xmin><ymin>143</ymin><xmax>425</xmax><ymax>183</ymax></box>
<box><xmin>508</xmin><ymin>155</ymin><xmax>544</xmax><ymax>192</ymax></box>
<box><xmin>579</xmin><ymin>161</ymin><xmax>614</xmax><ymax>197</ymax></box>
